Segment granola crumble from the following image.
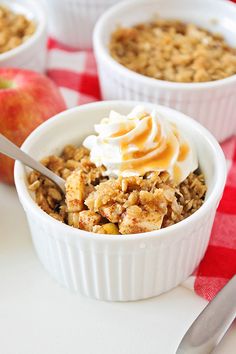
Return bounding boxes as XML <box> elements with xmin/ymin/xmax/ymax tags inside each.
<box><xmin>28</xmin><ymin>144</ymin><xmax>207</xmax><ymax>235</ymax></box>
<box><xmin>0</xmin><ymin>5</ymin><xmax>36</xmax><ymax>54</ymax></box>
<box><xmin>110</xmin><ymin>19</ymin><xmax>236</xmax><ymax>83</ymax></box>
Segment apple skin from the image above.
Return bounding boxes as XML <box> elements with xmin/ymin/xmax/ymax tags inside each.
<box><xmin>0</xmin><ymin>68</ymin><xmax>67</xmax><ymax>185</ymax></box>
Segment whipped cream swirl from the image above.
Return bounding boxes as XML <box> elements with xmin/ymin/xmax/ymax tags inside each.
<box><xmin>83</xmin><ymin>106</ymin><xmax>198</xmax><ymax>184</ymax></box>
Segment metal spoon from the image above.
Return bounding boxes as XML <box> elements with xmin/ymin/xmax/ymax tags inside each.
<box><xmin>0</xmin><ymin>133</ymin><xmax>65</xmax><ymax>193</ymax></box>
<box><xmin>176</xmin><ymin>275</ymin><xmax>236</xmax><ymax>354</ymax></box>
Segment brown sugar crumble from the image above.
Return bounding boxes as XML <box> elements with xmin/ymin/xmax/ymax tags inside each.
<box><xmin>110</xmin><ymin>19</ymin><xmax>236</xmax><ymax>83</ymax></box>
<box><xmin>0</xmin><ymin>5</ymin><xmax>36</xmax><ymax>54</ymax></box>
<box><xmin>28</xmin><ymin>144</ymin><xmax>207</xmax><ymax>235</ymax></box>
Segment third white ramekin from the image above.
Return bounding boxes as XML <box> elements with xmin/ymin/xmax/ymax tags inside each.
<box><xmin>93</xmin><ymin>0</ymin><xmax>236</xmax><ymax>142</ymax></box>
<box><xmin>0</xmin><ymin>0</ymin><xmax>47</xmax><ymax>73</ymax></box>
<box><xmin>14</xmin><ymin>101</ymin><xmax>226</xmax><ymax>301</ymax></box>
<box><xmin>43</xmin><ymin>0</ymin><xmax>120</xmax><ymax>49</ymax></box>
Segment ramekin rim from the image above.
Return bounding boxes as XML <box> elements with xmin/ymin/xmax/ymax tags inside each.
<box><xmin>0</xmin><ymin>0</ymin><xmax>47</xmax><ymax>62</ymax></box>
<box><xmin>93</xmin><ymin>0</ymin><xmax>236</xmax><ymax>90</ymax></box>
<box><xmin>14</xmin><ymin>100</ymin><xmax>227</xmax><ymax>243</ymax></box>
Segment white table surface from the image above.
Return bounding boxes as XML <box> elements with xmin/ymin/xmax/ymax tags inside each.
<box><xmin>0</xmin><ymin>182</ymin><xmax>235</xmax><ymax>354</ymax></box>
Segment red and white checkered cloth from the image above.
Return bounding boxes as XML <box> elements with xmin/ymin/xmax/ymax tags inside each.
<box><xmin>47</xmin><ymin>38</ymin><xmax>236</xmax><ymax>302</ymax></box>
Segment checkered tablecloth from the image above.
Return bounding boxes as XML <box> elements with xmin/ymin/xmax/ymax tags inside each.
<box><xmin>46</xmin><ymin>37</ymin><xmax>236</xmax><ymax>302</ymax></box>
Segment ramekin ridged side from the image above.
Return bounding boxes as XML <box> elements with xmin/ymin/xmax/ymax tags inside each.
<box><xmin>22</xmin><ymin>206</ymin><xmax>216</xmax><ymax>301</ymax></box>
<box><xmin>14</xmin><ymin>101</ymin><xmax>226</xmax><ymax>301</ymax></box>
<box><xmin>43</xmin><ymin>0</ymin><xmax>119</xmax><ymax>49</ymax></box>
<box><xmin>0</xmin><ymin>0</ymin><xmax>47</xmax><ymax>72</ymax></box>
<box><xmin>93</xmin><ymin>0</ymin><xmax>236</xmax><ymax>142</ymax></box>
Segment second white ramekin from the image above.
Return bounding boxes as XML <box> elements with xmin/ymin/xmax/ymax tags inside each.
<box><xmin>14</xmin><ymin>101</ymin><xmax>226</xmax><ymax>301</ymax></box>
<box><xmin>43</xmin><ymin>0</ymin><xmax>119</xmax><ymax>49</ymax></box>
<box><xmin>93</xmin><ymin>0</ymin><xmax>236</xmax><ymax>142</ymax></box>
<box><xmin>0</xmin><ymin>0</ymin><xmax>47</xmax><ymax>73</ymax></box>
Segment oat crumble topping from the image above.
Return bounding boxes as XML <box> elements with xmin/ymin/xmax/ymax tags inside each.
<box><xmin>28</xmin><ymin>144</ymin><xmax>206</xmax><ymax>235</ymax></box>
<box><xmin>0</xmin><ymin>5</ymin><xmax>36</xmax><ymax>54</ymax></box>
<box><xmin>110</xmin><ymin>19</ymin><xmax>236</xmax><ymax>83</ymax></box>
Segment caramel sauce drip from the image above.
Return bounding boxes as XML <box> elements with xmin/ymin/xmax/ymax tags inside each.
<box><xmin>172</xmin><ymin>124</ymin><xmax>190</xmax><ymax>162</ymax></box>
<box><xmin>173</xmin><ymin>164</ymin><xmax>182</xmax><ymax>183</ymax></box>
<box><xmin>121</xmin><ymin>138</ymin><xmax>176</xmax><ymax>174</ymax></box>
<box><xmin>119</xmin><ymin>116</ymin><xmax>178</xmax><ymax>175</ymax></box>
<box><xmin>122</xmin><ymin>135</ymin><xmax>165</xmax><ymax>160</ymax></box>
<box><xmin>130</xmin><ymin>117</ymin><xmax>153</xmax><ymax>149</ymax></box>
<box><xmin>125</xmin><ymin>146</ymin><xmax>156</xmax><ymax>160</ymax></box>
<box><xmin>109</xmin><ymin>116</ymin><xmax>189</xmax><ymax>183</ymax></box>
<box><xmin>111</xmin><ymin>123</ymin><xmax>135</xmax><ymax>138</ymax></box>
<box><xmin>121</xmin><ymin>117</ymin><xmax>156</xmax><ymax>160</ymax></box>
<box><xmin>178</xmin><ymin>143</ymin><xmax>189</xmax><ymax>162</ymax></box>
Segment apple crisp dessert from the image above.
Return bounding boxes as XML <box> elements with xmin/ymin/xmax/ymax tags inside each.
<box><xmin>28</xmin><ymin>107</ymin><xmax>207</xmax><ymax>235</ymax></box>
<box><xmin>110</xmin><ymin>19</ymin><xmax>236</xmax><ymax>83</ymax></box>
<box><xmin>28</xmin><ymin>145</ymin><xmax>206</xmax><ymax>234</ymax></box>
<box><xmin>0</xmin><ymin>5</ymin><xmax>36</xmax><ymax>54</ymax></box>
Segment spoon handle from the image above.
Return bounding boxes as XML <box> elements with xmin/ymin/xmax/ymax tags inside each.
<box><xmin>176</xmin><ymin>275</ymin><xmax>236</xmax><ymax>354</ymax></box>
<box><xmin>0</xmin><ymin>133</ymin><xmax>65</xmax><ymax>193</ymax></box>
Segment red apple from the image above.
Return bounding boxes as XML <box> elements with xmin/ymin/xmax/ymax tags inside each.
<box><xmin>0</xmin><ymin>68</ymin><xmax>66</xmax><ymax>184</ymax></box>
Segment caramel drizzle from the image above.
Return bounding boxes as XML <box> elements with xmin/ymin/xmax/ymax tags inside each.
<box><xmin>177</xmin><ymin>142</ymin><xmax>189</xmax><ymax>162</ymax></box>
<box><xmin>120</xmin><ymin>138</ymin><xmax>176</xmax><ymax>174</ymax></box>
<box><xmin>173</xmin><ymin>164</ymin><xmax>182</xmax><ymax>183</ymax></box>
<box><xmin>111</xmin><ymin>123</ymin><xmax>135</xmax><ymax>138</ymax></box>
<box><xmin>121</xmin><ymin>117</ymin><xmax>154</xmax><ymax>159</ymax></box>
<box><xmin>109</xmin><ymin>115</ymin><xmax>190</xmax><ymax>183</ymax></box>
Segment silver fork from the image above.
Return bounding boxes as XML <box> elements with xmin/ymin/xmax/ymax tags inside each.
<box><xmin>0</xmin><ymin>133</ymin><xmax>65</xmax><ymax>193</ymax></box>
<box><xmin>176</xmin><ymin>275</ymin><xmax>236</xmax><ymax>354</ymax></box>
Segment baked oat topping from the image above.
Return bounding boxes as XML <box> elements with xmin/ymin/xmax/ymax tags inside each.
<box><xmin>110</xmin><ymin>19</ymin><xmax>236</xmax><ymax>83</ymax></box>
<box><xmin>0</xmin><ymin>5</ymin><xmax>36</xmax><ymax>54</ymax></box>
<box><xmin>28</xmin><ymin>144</ymin><xmax>206</xmax><ymax>235</ymax></box>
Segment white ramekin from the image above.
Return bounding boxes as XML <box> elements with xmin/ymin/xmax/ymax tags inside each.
<box><xmin>42</xmin><ymin>0</ymin><xmax>119</xmax><ymax>49</ymax></box>
<box><xmin>14</xmin><ymin>101</ymin><xmax>226</xmax><ymax>301</ymax></box>
<box><xmin>93</xmin><ymin>0</ymin><xmax>236</xmax><ymax>142</ymax></box>
<box><xmin>0</xmin><ymin>0</ymin><xmax>47</xmax><ymax>73</ymax></box>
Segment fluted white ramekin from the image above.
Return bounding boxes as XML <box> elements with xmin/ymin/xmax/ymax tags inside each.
<box><xmin>14</xmin><ymin>101</ymin><xmax>226</xmax><ymax>301</ymax></box>
<box><xmin>0</xmin><ymin>0</ymin><xmax>47</xmax><ymax>72</ymax></box>
<box><xmin>42</xmin><ymin>0</ymin><xmax>119</xmax><ymax>49</ymax></box>
<box><xmin>93</xmin><ymin>0</ymin><xmax>236</xmax><ymax>142</ymax></box>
